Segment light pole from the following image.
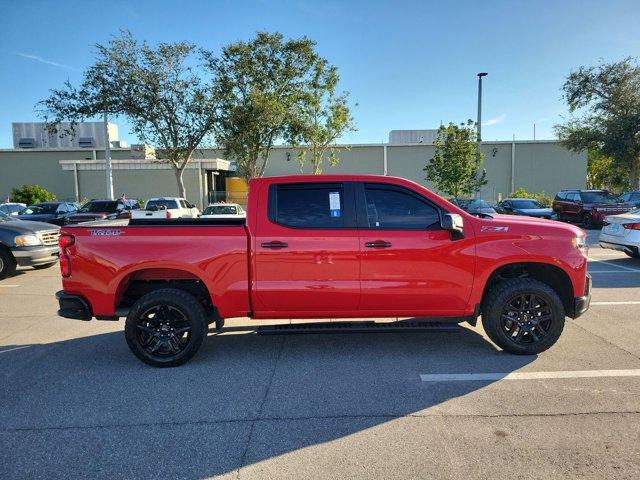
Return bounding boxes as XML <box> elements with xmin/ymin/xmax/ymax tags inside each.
<box><xmin>103</xmin><ymin>111</ymin><xmax>114</xmax><ymax>200</ymax></box>
<box><xmin>475</xmin><ymin>72</ymin><xmax>488</xmax><ymax>199</ymax></box>
<box><xmin>476</xmin><ymin>72</ymin><xmax>487</xmax><ymax>141</ymax></box>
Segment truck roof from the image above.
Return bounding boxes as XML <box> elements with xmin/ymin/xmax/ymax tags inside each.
<box><xmin>250</xmin><ymin>174</ymin><xmax>411</xmax><ymax>185</ymax></box>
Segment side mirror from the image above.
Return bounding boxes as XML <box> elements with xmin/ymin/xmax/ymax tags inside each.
<box><xmin>441</xmin><ymin>213</ymin><xmax>464</xmax><ymax>240</ymax></box>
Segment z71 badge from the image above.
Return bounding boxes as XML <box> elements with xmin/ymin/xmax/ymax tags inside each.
<box><xmin>481</xmin><ymin>226</ymin><xmax>509</xmax><ymax>233</ymax></box>
<box><xmin>89</xmin><ymin>229</ymin><xmax>124</xmax><ymax>236</ymax></box>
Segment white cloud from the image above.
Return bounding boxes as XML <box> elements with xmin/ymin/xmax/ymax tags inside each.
<box><xmin>16</xmin><ymin>53</ymin><xmax>76</xmax><ymax>70</ymax></box>
<box><xmin>482</xmin><ymin>114</ymin><xmax>506</xmax><ymax>126</ymax></box>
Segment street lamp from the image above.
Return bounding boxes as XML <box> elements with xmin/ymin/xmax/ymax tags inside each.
<box><xmin>476</xmin><ymin>72</ymin><xmax>488</xmax><ymax>142</ymax></box>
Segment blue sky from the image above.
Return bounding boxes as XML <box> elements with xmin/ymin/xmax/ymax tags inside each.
<box><xmin>1</xmin><ymin>0</ymin><xmax>639</xmax><ymax>148</ymax></box>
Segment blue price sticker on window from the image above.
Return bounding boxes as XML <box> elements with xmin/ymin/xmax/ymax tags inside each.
<box><xmin>329</xmin><ymin>192</ymin><xmax>341</xmax><ymax>218</ymax></box>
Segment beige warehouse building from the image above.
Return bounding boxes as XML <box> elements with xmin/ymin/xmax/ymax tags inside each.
<box><xmin>0</xmin><ymin>140</ymin><xmax>586</xmax><ymax>208</ymax></box>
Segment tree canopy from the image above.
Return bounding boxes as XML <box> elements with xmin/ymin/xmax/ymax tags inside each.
<box><xmin>555</xmin><ymin>58</ymin><xmax>640</xmax><ymax>189</ymax></box>
<box><xmin>39</xmin><ymin>31</ymin><xmax>220</xmax><ymax>198</ymax></box>
<box><xmin>424</xmin><ymin>121</ymin><xmax>487</xmax><ymax>198</ymax></box>
<box><xmin>205</xmin><ymin>31</ymin><xmax>354</xmax><ymax>181</ymax></box>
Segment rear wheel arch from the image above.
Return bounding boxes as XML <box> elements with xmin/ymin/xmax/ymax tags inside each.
<box><xmin>115</xmin><ymin>267</ymin><xmax>221</xmax><ymax>324</ymax></box>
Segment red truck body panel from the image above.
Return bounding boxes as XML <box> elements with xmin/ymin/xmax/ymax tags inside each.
<box><xmin>60</xmin><ymin>174</ymin><xmax>588</xmax><ymax>321</ymax></box>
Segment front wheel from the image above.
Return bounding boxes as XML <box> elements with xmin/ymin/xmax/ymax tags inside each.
<box><xmin>125</xmin><ymin>288</ymin><xmax>208</xmax><ymax>367</ymax></box>
<box><xmin>0</xmin><ymin>250</ymin><xmax>17</xmax><ymax>279</ymax></box>
<box><xmin>582</xmin><ymin>213</ymin><xmax>593</xmax><ymax>229</ymax></box>
<box><xmin>482</xmin><ymin>278</ymin><xmax>565</xmax><ymax>355</ymax></box>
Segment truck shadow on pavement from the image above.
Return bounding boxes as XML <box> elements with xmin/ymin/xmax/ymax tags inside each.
<box><xmin>0</xmin><ymin>326</ymin><xmax>536</xmax><ymax>479</ymax></box>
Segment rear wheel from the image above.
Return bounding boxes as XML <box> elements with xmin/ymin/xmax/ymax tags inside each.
<box><xmin>482</xmin><ymin>278</ymin><xmax>565</xmax><ymax>355</ymax></box>
<box><xmin>125</xmin><ymin>288</ymin><xmax>207</xmax><ymax>367</ymax></box>
<box><xmin>582</xmin><ymin>213</ymin><xmax>593</xmax><ymax>229</ymax></box>
<box><xmin>0</xmin><ymin>250</ymin><xmax>17</xmax><ymax>279</ymax></box>
<box><xmin>32</xmin><ymin>262</ymin><xmax>57</xmax><ymax>270</ymax></box>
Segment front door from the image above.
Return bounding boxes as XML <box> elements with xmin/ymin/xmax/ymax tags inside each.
<box><xmin>253</xmin><ymin>182</ymin><xmax>361</xmax><ymax>315</ymax></box>
<box><xmin>357</xmin><ymin>182</ymin><xmax>475</xmax><ymax>316</ymax></box>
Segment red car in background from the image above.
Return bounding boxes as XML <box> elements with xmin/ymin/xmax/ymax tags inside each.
<box><xmin>552</xmin><ymin>189</ymin><xmax>634</xmax><ymax>228</ymax></box>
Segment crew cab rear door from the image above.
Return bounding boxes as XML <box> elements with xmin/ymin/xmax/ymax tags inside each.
<box><xmin>252</xmin><ymin>181</ymin><xmax>360</xmax><ymax>313</ymax></box>
<box><xmin>356</xmin><ymin>182</ymin><xmax>475</xmax><ymax>316</ymax></box>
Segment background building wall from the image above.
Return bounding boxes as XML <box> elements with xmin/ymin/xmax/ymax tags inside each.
<box><xmin>1</xmin><ymin>142</ymin><xmax>587</xmax><ymax>205</ymax></box>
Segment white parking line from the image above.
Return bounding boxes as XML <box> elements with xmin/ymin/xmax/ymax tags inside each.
<box><xmin>0</xmin><ymin>285</ymin><xmax>20</xmax><ymax>288</ymax></box>
<box><xmin>588</xmin><ymin>258</ymin><xmax>640</xmax><ymax>273</ymax></box>
<box><xmin>589</xmin><ymin>270</ymin><xmax>639</xmax><ymax>274</ymax></box>
<box><xmin>591</xmin><ymin>301</ymin><xmax>640</xmax><ymax>306</ymax></box>
<box><xmin>420</xmin><ymin>369</ymin><xmax>640</xmax><ymax>382</ymax></box>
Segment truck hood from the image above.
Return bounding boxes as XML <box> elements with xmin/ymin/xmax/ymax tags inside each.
<box><xmin>483</xmin><ymin>214</ymin><xmax>584</xmax><ymax>237</ymax></box>
<box><xmin>0</xmin><ymin>219</ymin><xmax>60</xmax><ymax>234</ymax></box>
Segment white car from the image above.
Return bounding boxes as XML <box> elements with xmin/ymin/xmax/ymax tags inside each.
<box><xmin>200</xmin><ymin>203</ymin><xmax>246</xmax><ymax>219</ymax></box>
<box><xmin>131</xmin><ymin>197</ymin><xmax>200</xmax><ymax>219</ymax></box>
<box><xmin>599</xmin><ymin>209</ymin><xmax>640</xmax><ymax>259</ymax></box>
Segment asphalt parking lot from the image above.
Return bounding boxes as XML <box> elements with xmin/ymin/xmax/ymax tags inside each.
<box><xmin>1</xmin><ymin>230</ymin><xmax>639</xmax><ymax>479</ymax></box>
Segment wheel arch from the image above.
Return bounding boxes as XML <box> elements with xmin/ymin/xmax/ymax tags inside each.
<box><xmin>480</xmin><ymin>262</ymin><xmax>574</xmax><ymax>315</ymax></box>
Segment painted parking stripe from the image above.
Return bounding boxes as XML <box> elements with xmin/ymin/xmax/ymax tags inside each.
<box><xmin>420</xmin><ymin>369</ymin><xmax>640</xmax><ymax>382</ymax></box>
<box><xmin>589</xmin><ymin>270</ymin><xmax>640</xmax><ymax>273</ymax></box>
<box><xmin>0</xmin><ymin>285</ymin><xmax>20</xmax><ymax>288</ymax></box>
<box><xmin>590</xmin><ymin>301</ymin><xmax>640</xmax><ymax>305</ymax></box>
<box><xmin>588</xmin><ymin>258</ymin><xmax>640</xmax><ymax>273</ymax></box>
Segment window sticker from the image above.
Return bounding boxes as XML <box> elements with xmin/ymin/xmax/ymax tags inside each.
<box><xmin>329</xmin><ymin>191</ymin><xmax>341</xmax><ymax>218</ymax></box>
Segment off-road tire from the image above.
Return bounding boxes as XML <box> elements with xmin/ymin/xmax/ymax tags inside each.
<box><xmin>482</xmin><ymin>278</ymin><xmax>565</xmax><ymax>355</ymax></box>
<box><xmin>0</xmin><ymin>249</ymin><xmax>17</xmax><ymax>279</ymax></box>
<box><xmin>125</xmin><ymin>288</ymin><xmax>208</xmax><ymax>367</ymax></box>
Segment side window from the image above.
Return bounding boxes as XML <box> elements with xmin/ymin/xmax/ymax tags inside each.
<box><xmin>57</xmin><ymin>204</ymin><xmax>68</xmax><ymax>214</ymax></box>
<box><xmin>364</xmin><ymin>184</ymin><xmax>440</xmax><ymax>229</ymax></box>
<box><xmin>67</xmin><ymin>203</ymin><xmax>77</xmax><ymax>212</ymax></box>
<box><xmin>179</xmin><ymin>200</ymin><xmax>188</xmax><ymax>209</ymax></box>
<box><xmin>272</xmin><ymin>184</ymin><xmax>345</xmax><ymax>228</ymax></box>
<box><xmin>556</xmin><ymin>192</ymin><xmax>567</xmax><ymax>200</ymax></box>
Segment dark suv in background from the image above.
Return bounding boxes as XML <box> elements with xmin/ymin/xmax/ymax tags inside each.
<box><xmin>552</xmin><ymin>190</ymin><xmax>634</xmax><ymax>228</ymax></box>
<box><xmin>65</xmin><ymin>199</ymin><xmax>140</xmax><ymax>224</ymax></box>
<box><xmin>618</xmin><ymin>191</ymin><xmax>640</xmax><ymax>208</ymax></box>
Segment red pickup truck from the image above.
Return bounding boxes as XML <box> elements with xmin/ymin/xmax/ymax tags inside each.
<box><xmin>56</xmin><ymin>175</ymin><xmax>591</xmax><ymax>367</ymax></box>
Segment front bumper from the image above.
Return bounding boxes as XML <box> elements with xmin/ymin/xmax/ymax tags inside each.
<box><xmin>11</xmin><ymin>245</ymin><xmax>59</xmax><ymax>267</ymax></box>
<box><xmin>571</xmin><ymin>274</ymin><xmax>592</xmax><ymax>319</ymax></box>
<box><xmin>599</xmin><ymin>240</ymin><xmax>640</xmax><ymax>256</ymax></box>
<box><xmin>56</xmin><ymin>291</ymin><xmax>92</xmax><ymax>320</ymax></box>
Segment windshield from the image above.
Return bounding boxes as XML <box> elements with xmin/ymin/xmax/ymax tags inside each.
<box><xmin>204</xmin><ymin>205</ymin><xmax>238</xmax><ymax>215</ymax></box>
<box><xmin>581</xmin><ymin>192</ymin><xmax>618</xmax><ymax>203</ymax></box>
<box><xmin>20</xmin><ymin>204</ymin><xmax>57</xmax><ymax>215</ymax></box>
<box><xmin>79</xmin><ymin>201</ymin><xmax>120</xmax><ymax>213</ymax></box>
<box><xmin>511</xmin><ymin>199</ymin><xmax>545</xmax><ymax>209</ymax></box>
<box><xmin>146</xmin><ymin>199</ymin><xmax>179</xmax><ymax>210</ymax></box>
<box><xmin>0</xmin><ymin>212</ymin><xmax>12</xmax><ymax>222</ymax></box>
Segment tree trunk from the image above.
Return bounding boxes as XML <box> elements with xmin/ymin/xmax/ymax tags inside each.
<box><xmin>174</xmin><ymin>167</ymin><xmax>187</xmax><ymax>198</ymax></box>
<box><xmin>632</xmin><ymin>156</ymin><xmax>640</xmax><ymax>190</ymax></box>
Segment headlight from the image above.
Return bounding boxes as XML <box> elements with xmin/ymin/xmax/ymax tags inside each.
<box><xmin>14</xmin><ymin>234</ymin><xmax>43</xmax><ymax>247</ymax></box>
<box><xmin>573</xmin><ymin>236</ymin><xmax>588</xmax><ymax>255</ymax></box>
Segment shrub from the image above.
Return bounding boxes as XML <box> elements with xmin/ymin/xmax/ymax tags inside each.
<box><xmin>509</xmin><ymin>187</ymin><xmax>552</xmax><ymax>207</ymax></box>
<box><xmin>10</xmin><ymin>184</ymin><xmax>56</xmax><ymax>205</ymax></box>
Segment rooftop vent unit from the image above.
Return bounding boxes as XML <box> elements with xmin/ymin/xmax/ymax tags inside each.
<box><xmin>78</xmin><ymin>137</ymin><xmax>95</xmax><ymax>148</ymax></box>
<box><xmin>18</xmin><ymin>138</ymin><xmax>35</xmax><ymax>148</ymax></box>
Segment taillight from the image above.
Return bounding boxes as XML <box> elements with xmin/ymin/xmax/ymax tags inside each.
<box><xmin>623</xmin><ymin>223</ymin><xmax>640</xmax><ymax>230</ymax></box>
<box><xmin>165</xmin><ymin>210</ymin><xmax>172</xmax><ymax>219</ymax></box>
<box><xmin>59</xmin><ymin>234</ymin><xmax>75</xmax><ymax>278</ymax></box>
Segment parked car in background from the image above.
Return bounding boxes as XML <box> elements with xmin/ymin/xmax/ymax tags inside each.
<box><xmin>618</xmin><ymin>191</ymin><xmax>640</xmax><ymax>208</ymax></box>
<box><xmin>200</xmin><ymin>203</ymin><xmax>246</xmax><ymax>219</ymax></box>
<box><xmin>16</xmin><ymin>202</ymin><xmax>79</xmax><ymax>226</ymax></box>
<box><xmin>599</xmin><ymin>209</ymin><xmax>640</xmax><ymax>259</ymax></box>
<box><xmin>495</xmin><ymin>198</ymin><xmax>556</xmax><ymax>219</ymax></box>
<box><xmin>552</xmin><ymin>190</ymin><xmax>634</xmax><ymax>228</ymax></box>
<box><xmin>65</xmin><ymin>199</ymin><xmax>140</xmax><ymax>224</ymax></box>
<box><xmin>131</xmin><ymin>197</ymin><xmax>199</xmax><ymax>219</ymax></box>
<box><xmin>451</xmin><ymin>198</ymin><xmax>496</xmax><ymax>216</ymax></box>
<box><xmin>0</xmin><ymin>202</ymin><xmax>26</xmax><ymax>216</ymax></box>
<box><xmin>0</xmin><ymin>211</ymin><xmax>60</xmax><ymax>278</ymax></box>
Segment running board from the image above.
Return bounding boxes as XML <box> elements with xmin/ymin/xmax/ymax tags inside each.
<box><xmin>256</xmin><ymin>320</ymin><xmax>461</xmax><ymax>335</ymax></box>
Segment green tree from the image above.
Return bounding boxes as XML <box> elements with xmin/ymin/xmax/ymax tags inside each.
<box><xmin>291</xmin><ymin>62</ymin><xmax>356</xmax><ymax>174</ymax></box>
<box><xmin>555</xmin><ymin>58</ymin><xmax>640</xmax><ymax>189</ymax></box>
<box><xmin>586</xmin><ymin>147</ymin><xmax>630</xmax><ymax>191</ymax></box>
<box><xmin>424</xmin><ymin>120</ymin><xmax>487</xmax><ymax>198</ymax></box>
<box><xmin>39</xmin><ymin>31</ymin><xmax>220</xmax><ymax>198</ymax></box>
<box><xmin>205</xmin><ymin>31</ymin><xmax>347</xmax><ymax>181</ymax></box>
<box><xmin>11</xmin><ymin>184</ymin><xmax>56</xmax><ymax>205</ymax></box>
<box><xmin>509</xmin><ymin>187</ymin><xmax>552</xmax><ymax>207</ymax></box>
